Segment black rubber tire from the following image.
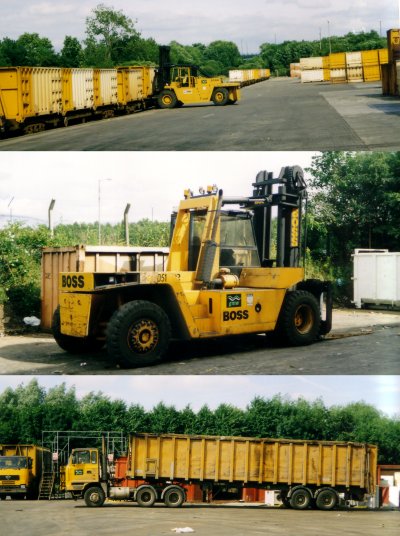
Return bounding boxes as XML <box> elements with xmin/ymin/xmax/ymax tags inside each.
<box><xmin>275</xmin><ymin>290</ymin><xmax>320</xmax><ymax>346</ymax></box>
<box><xmin>315</xmin><ymin>488</ymin><xmax>338</xmax><ymax>511</ymax></box>
<box><xmin>158</xmin><ymin>90</ymin><xmax>177</xmax><ymax>109</ymax></box>
<box><xmin>52</xmin><ymin>306</ymin><xmax>104</xmax><ymax>354</ymax></box>
<box><xmin>136</xmin><ymin>486</ymin><xmax>157</xmax><ymax>507</ymax></box>
<box><xmin>289</xmin><ymin>488</ymin><xmax>311</xmax><ymax>510</ymax></box>
<box><xmin>212</xmin><ymin>87</ymin><xmax>229</xmax><ymax>105</ymax></box>
<box><xmin>84</xmin><ymin>486</ymin><xmax>105</xmax><ymax>507</ymax></box>
<box><xmin>164</xmin><ymin>487</ymin><xmax>185</xmax><ymax>507</ymax></box>
<box><xmin>106</xmin><ymin>300</ymin><xmax>171</xmax><ymax>368</ymax></box>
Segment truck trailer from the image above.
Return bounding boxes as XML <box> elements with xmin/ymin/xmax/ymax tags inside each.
<box><xmin>0</xmin><ymin>444</ymin><xmax>51</xmax><ymax>499</ymax></box>
<box><xmin>63</xmin><ymin>433</ymin><xmax>377</xmax><ymax>511</ymax></box>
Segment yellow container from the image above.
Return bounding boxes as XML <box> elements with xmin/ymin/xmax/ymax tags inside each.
<box><xmin>322</xmin><ymin>56</ymin><xmax>330</xmax><ymax>69</ymax></box>
<box><xmin>378</xmin><ymin>48</ymin><xmax>389</xmax><ymax>65</ymax></box>
<box><xmin>329</xmin><ymin>52</ymin><xmax>346</xmax><ymax>69</ymax></box>
<box><xmin>362</xmin><ymin>50</ymin><xmax>379</xmax><ymax>66</ymax></box>
<box><xmin>127</xmin><ymin>433</ymin><xmax>377</xmax><ymax>495</ymax></box>
<box><xmin>363</xmin><ymin>64</ymin><xmax>381</xmax><ymax>82</ymax></box>
<box><xmin>0</xmin><ymin>66</ymin><xmax>63</xmax><ymax>122</ymax></box>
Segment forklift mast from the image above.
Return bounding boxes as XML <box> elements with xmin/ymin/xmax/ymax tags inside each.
<box><xmin>222</xmin><ymin>166</ymin><xmax>307</xmax><ymax>269</ymax></box>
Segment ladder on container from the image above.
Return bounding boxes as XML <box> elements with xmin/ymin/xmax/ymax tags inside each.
<box><xmin>38</xmin><ymin>472</ymin><xmax>55</xmax><ymax>500</ymax></box>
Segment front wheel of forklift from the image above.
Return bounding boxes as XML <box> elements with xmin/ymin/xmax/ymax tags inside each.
<box><xmin>106</xmin><ymin>300</ymin><xmax>171</xmax><ymax>368</ymax></box>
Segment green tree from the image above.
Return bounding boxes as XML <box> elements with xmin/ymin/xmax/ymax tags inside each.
<box><xmin>148</xmin><ymin>402</ymin><xmax>181</xmax><ymax>433</ymax></box>
<box><xmin>85</xmin><ymin>3</ymin><xmax>140</xmax><ymax>66</ymax></box>
<box><xmin>16</xmin><ymin>33</ymin><xmax>58</xmax><ymax>66</ymax></box>
<box><xmin>42</xmin><ymin>384</ymin><xmax>80</xmax><ymax>431</ymax></box>
<box><xmin>204</xmin><ymin>41</ymin><xmax>241</xmax><ymax>73</ymax></box>
<box><xmin>60</xmin><ymin>36</ymin><xmax>83</xmax><ymax>67</ymax></box>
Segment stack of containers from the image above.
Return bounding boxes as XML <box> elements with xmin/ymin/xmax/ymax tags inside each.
<box><xmin>299</xmin><ymin>56</ymin><xmax>325</xmax><ymax>82</ymax></box>
<box><xmin>346</xmin><ymin>51</ymin><xmax>363</xmax><ymax>82</ymax></box>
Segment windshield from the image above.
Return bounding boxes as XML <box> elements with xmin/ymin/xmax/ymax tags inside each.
<box><xmin>220</xmin><ymin>213</ymin><xmax>260</xmax><ymax>268</ymax></box>
<box><xmin>0</xmin><ymin>456</ymin><xmax>30</xmax><ymax>469</ymax></box>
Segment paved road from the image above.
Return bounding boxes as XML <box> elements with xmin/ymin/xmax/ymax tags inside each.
<box><xmin>1</xmin><ymin>310</ymin><xmax>399</xmax><ymax>375</ymax></box>
<box><xmin>2</xmin><ymin>500</ymin><xmax>399</xmax><ymax>536</ymax></box>
<box><xmin>1</xmin><ymin>79</ymin><xmax>399</xmax><ymax>151</ymax></box>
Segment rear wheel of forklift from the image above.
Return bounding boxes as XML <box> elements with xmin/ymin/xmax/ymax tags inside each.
<box><xmin>158</xmin><ymin>90</ymin><xmax>177</xmax><ymax>109</ymax></box>
<box><xmin>275</xmin><ymin>290</ymin><xmax>320</xmax><ymax>346</ymax></box>
<box><xmin>84</xmin><ymin>486</ymin><xmax>105</xmax><ymax>507</ymax></box>
<box><xmin>212</xmin><ymin>88</ymin><xmax>229</xmax><ymax>105</ymax></box>
<box><xmin>52</xmin><ymin>306</ymin><xmax>104</xmax><ymax>354</ymax></box>
<box><xmin>106</xmin><ymin>300</ymin><xmax>171</xmax><ymax>368</ymax></box>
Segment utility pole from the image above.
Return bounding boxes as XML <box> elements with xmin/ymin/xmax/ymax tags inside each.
<box><xmin>48</xmin><ymin>199</ymin><xmax>56</xmax><ymax>237</ymax></box>
<box><xmin>124</xmin><ymin>203</ymin><xmax>131</xmax><ymax>246</ymax></box>
<box><xmin>8</xmin><ymin>197</ymin><xmax>14</xmax><ymax>223</ymax></box>
<box><xmin>327</xmin><ymin>20</ymin><xmax>332</xmax><ymax>54</ymax></box>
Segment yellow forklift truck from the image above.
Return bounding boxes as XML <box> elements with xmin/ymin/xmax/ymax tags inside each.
<box><xmin>154</xmin><ymin>46</ymin><xmax>240</xmax><ymax>108</ymax></box>
<box><xmin>52</xmin><ymin>166</ymin><xmax>332</xmax><ymax>367</ymax></box>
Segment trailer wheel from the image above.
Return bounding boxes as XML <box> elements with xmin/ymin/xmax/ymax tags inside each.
<box><xmin>289</xmin><ymin>488</ymin><xmax>311</xmax><ymax>510</ymax></box>
<box><xmin>107</xmin><ymin>300</ymin><xmax>171</xmax><ymax>367</ymax></box>
<box><xmin>136</xmin><ymin>486</ymin><xmax>157</xmax><ymax>507</ymax></box>
<box><xmin>275</xmin><ymin>290</ymin><xmax>320</xmax><ymax>346</ymax></box>
<box><xmin>315</xmin><ymin>488</ymin><xmax>338</xmax><ymax>511</ymax></box>
<box><xmin>164</xmin><ymin>486</ymin><xmax>185</xmax><ymax>507</ymax></box>
<box><xmin>212</xmin><ymin>88</ymin><xmax>229</xmax><ymax>105</ymax></box>
<box><xmin>158</xmin><ymin>90</ymin><xmax>177</xmax><ymax>109</ymax></box>
<box><xmin>52</xmin><ymin>306</ymin><xmax>104</xmax><ymax>354</ymax></box>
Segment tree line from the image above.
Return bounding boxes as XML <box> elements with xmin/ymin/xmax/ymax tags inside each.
<box><xmin>0</xmin><ymin>379</ymin><xmax>398</xmax><ymax>463</ymax></box>
<box><xmin>0</xmin><ymin>4</ymin><xmax>387</xmax><ymax>76</ymax></box>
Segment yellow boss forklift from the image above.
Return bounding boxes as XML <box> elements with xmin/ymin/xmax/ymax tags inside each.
<box><xmin>53</xmin><ymin>166</ymin><xmax>332</xmax><ymax>367</ymax></box>
<box><xmin>154</xmin><ymin>46</ymin><xmax>240</xmax><ymax>108</ymax></box>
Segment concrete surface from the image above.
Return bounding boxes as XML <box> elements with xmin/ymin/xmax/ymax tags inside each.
<box><xmin>1</xmin><ymin>79</ymin><xmax>399</xmax><ymax>151</ymax></box>
<box><xmin>0</xmin><ymin>308</ymin><xmax>399</xmax><ymax>375</ymax></box>
<box><xmin>1</xmin><ymin>500</ymin><xmax>399</xmax><ymax>536</ymax></box>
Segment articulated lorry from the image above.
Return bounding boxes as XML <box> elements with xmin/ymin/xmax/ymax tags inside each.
<box><xmin>0</xmin><ymin>444</ymin><xmax>51</xmax><ymax>499</ymax></box>
<box><xmin>53</xmin><ymin>166</ymin><xmax>332</xmax><ymax>367</ymax></box>
<box><xmin>63</xmin><ymin>433</ymin><xmax>377</xmax><ymax>511</ymax></box>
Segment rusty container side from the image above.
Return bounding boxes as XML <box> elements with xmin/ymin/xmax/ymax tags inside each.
<box><xmin>127</xmin><ymin>433</ymin><xmax>377</xmax><ymax>494</ymax></box>
<box><xmin>41</xmin><ymin>245</ymin><xmax>169</xmax><ymax>330</ymax></box>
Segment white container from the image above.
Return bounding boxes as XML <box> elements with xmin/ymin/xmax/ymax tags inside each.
<box><xmin>352</xmin><ymin>249</ymin><xmax>400</xmax><ymax>308</ymax></box>
<box><xmin>71</xmin><ymin>68</ymin><xmax>94</xmax><ymax>109</ymax></box>
<box><xmin>300</xmin><ymin>56</ymin><xmax>324</xmax><ymax>70</ymax></box>
<box><xmin>98</xmin><ymin>69</ymin><xmax>118</xmax><ymax>105</ymax></box>
<box><xmin>347</xmin><ymin>66</ymin><xmax>363</xmax><ymax>82</ymax></box>
<box><xmin>330</xmin><ymin>68</ymin><xmax>347</xmax><ymax>83</ymax></box>
<box><xmin>31</xmin><ymin>68</ymin><xmax>63</xmax><ymax>114</ymax></box>
<box><xmin>346</xmin><ymin>51</ymin><xmax>362</xmax><ymax>67</ymax></box>
<box><xmin>229</xmin><ymin>70</ymin><xmax>245</xmax><ymax>82</ymax></box>
<box><xmin>301</xmin><ymin>69</ymin><xmax>324</xmax><ymax>83</ymax></box>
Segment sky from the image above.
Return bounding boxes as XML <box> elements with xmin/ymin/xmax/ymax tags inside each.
<box><xmin>0</xmin><ymin>151</ymin><xmax>317</xmax><ymax>226</ymax></box>
<box><xmin>0</xmin><ymin>1</ymin><xmax>398</xmax><ymax>54</ymax></box>
<box><xmin>0</xmin><ymin>375</ymin><xmax>398</xmax><ymax>417</ymax></box>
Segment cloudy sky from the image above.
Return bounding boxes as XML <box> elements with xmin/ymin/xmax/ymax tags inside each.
<box><xmin>0</xmin><ymin>1</ymin><xmax>398</xmax><ymax>53</ymax></box>
<box><xmin>0</xmin><ymin>151</ymin><xmax>317</xmax><ymax>225</ymax></box>
<box><xmin>0</xmin><ymin>375</ymin><xmax>399</xmax><ymax>417</ymax></box>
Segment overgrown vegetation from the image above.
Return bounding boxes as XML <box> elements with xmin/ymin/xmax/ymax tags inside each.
<box><xmin>0</xmin><ymin>219</ymin><xmax>169</xmax><ymax>317</ymax></box>
<box><xmin>0</xmin><ymin>379</ymin><xmax>398</xmax><ymax>463</ymax></box>
<box><xmin>0</xmin><ymin>4</ymin><xmax>387</xmax><ymax>76</ymax></box>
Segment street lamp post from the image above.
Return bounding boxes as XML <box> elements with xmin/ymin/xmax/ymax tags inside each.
<box><xmin>98</xmin><ymin>178</ymin><xmax>112</xmax><ymax>245</ymax></box>
<box><xmin>327</xmin><ymin>20</ymin><xmax>332</xmax><ymax>54</ymax></box>
<box><xmin>8</xmin><ymin>197</ymin><xmax>14</xmax><ymax>223</ymax></box>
